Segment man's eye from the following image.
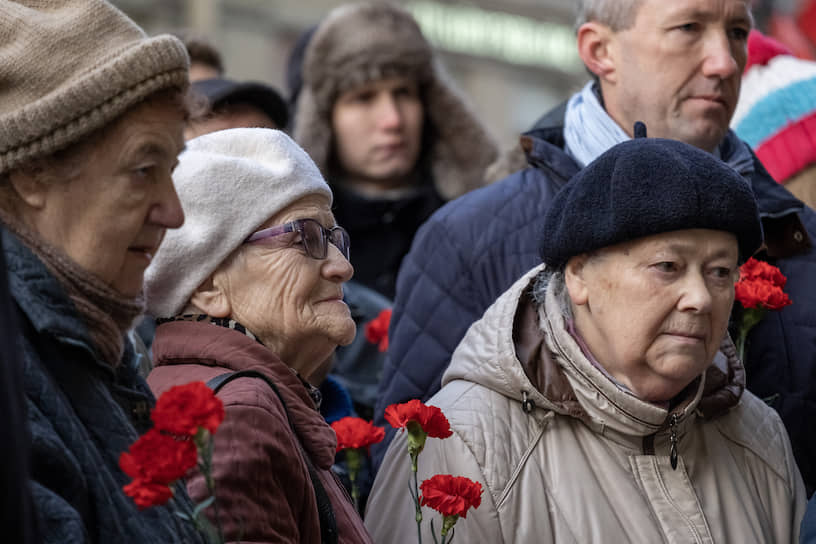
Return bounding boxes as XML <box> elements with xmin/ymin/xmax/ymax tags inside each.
<box><xmin>676</xmin><ymin>23</ymin><xmax>699</xmax><ymax>33</ymax></box>
<box><xmin>655</xmin><ymin>262</ymin><xmax>677</xmax><ymax>273</ymax></box>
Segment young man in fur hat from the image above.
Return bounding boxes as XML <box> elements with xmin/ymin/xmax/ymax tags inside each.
<box><xmin>375</xmin><ymin>0</ymin><xmax>816</xmax><ymax>497</ymax></box>
<box><xmin>293</xmin><ymin>1</ymin><xmax>498</xmax><ymax>299</ymax></box>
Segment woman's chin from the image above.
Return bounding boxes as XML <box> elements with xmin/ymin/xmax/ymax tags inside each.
<box><xmin>335</xmin><ymin>320</ymin><xmax>357</xmax><ymax>346</ymax></box>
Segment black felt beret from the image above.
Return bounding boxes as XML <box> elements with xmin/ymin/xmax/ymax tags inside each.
<box><xmin>540</xmin><ymin>124</ymin><xmax>763</xmax><ymax>268</ymax></box>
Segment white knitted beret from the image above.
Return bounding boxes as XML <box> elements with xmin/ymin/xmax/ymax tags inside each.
<box><xmin>145</xmin><ymin>128</ymin><xmax>332</xmax><ymax>318</ymax></box>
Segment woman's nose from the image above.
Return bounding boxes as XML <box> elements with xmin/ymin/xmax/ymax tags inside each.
<box><xmin>323</xmin><ymin>244</ymin><xmax>354</xmax><ymax>283</ymax></box>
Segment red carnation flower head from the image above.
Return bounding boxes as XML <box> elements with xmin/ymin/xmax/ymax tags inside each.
<box><xmin>385</xmin><ymin>399</ymin><xmax>452</xmax><ymax>463</ymax></box>
<box><xmin>331</xmin><ymin>417</ymin><xmax>385</xmax><ymax>453</ymax></box>
<box><xmin>420</xmin><ymin>474</ymin><xmax>483</xmax><ymax>535</ymax></box>
<box><xmin>735</xmin><ymin>258</ymin><xmax>792</xmax><ymax>311</ymax></box>
<box><xmin>151</xmin><ymin>381</ymin><xmax>225</xmax><ymax>437</ymax></box>
<box><xmin>119</xmin><ymin>428</ymin><xmax>198</xmax><ymax>485</ymax></box>
<box><xmin>365</xmin><ymin>308</ymin><xmax>392</xmax><ymax>352</ymax></box>
<box><xmin>385</xmin><ymin>399</ymin><xmax>452</xmax><ymax>439</ymax></box>
<box><xmin>123</xmin><ymin>479</ymin><xmax>174</xmax><ymax>510</ymax></box>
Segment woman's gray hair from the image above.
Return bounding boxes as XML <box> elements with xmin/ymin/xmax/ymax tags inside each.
<box><xmin>574</xmin><ymin>0</ymin><xmax>643</xmax><ymax>31</ymax></box>
<box><xmin>531</xmin><ymin>266</ymin><xmax>574</xmax><ymax>322</ymax></box>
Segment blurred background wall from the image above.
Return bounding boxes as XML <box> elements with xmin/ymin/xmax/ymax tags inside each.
<box><xmin>112</xmin><ymin>0</ymin><xmax>816</xmax><ymax>148</ymax></box>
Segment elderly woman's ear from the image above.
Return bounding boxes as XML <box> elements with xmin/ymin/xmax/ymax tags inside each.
<box><xmin>6</xmin><ymin>170</ymin><xmax>48</xmax><ymax>212</ymax></box>
<box><xmin>564</xmin><ymin>254</ymin><xmax>591</xmax><ymax>307</ymax></box>
<box><xmin>189</xmin><ymin>274</ymin><xmax>232</xmax><ymax>318</ymax></box>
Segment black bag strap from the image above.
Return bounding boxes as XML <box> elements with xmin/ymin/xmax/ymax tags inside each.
<box><xmin>206</xmin><ymin>370</ymin><xmax>338</xmax><ymax>544</ymax></box>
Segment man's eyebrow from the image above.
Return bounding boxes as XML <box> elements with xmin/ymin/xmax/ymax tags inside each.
<box><xmin>661</xmin><ymin>6</ymin><xmax>753</xmax><ymax>26</ymax></box>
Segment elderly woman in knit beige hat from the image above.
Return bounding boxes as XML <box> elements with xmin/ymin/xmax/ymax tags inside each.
<box><xmin>0</xmin><ymin>1</ymin><xmax>207</xmax><ymax>542</ymax></box>
<box><xmin>145</xmin><ymin>128</ymin><xmax>372</xmax><ymax>543</ymax></box>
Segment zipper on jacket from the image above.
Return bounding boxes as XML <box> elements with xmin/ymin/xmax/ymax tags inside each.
<box><xmin>641</xmin><ymin>412</ymin><xmax>681</xmax><ymax>470</ymax></box>
<box><xmin>668</xmin><ymin>413</ymin><xmax>679</xmax><ymax>470</ymax></box>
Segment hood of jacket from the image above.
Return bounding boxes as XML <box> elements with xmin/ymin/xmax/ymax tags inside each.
<box><xmin>293</xmin><ymin>2</ymin><xmax>498</xmax><ymax>201</ymax></box>
<box><xmin>442</xmin><ymin>264</ymin><xmax>745</xmax><ymax>439</ymax></box>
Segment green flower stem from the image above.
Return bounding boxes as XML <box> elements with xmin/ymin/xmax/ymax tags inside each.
<box><xmin>736</xmin><ymin>307</ymin><xmax>766</xmax><ymax>363</ymax></box>
<box><xmin>411</xmin><ymin>452</ymin><xmax>423</xmax><ymax>544</ymax></box>
<box><xmin>345</xmin><ymin>448</ymin><xmax>362</xmax><ymax>512</ymax></box>
<box><xmin>736</xmin><ymin>328</ymin><xmax>748</xmax><ymax>364</ymax></box>
<box><xmin>195</xmin><ymin>428</ymin><xmax>224</xmax><ymax>543</ymax></box>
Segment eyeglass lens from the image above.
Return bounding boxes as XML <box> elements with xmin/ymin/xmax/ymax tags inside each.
<box><xmin>301</xmin><ymin>219</ymin><xmax>350</xmax><ymax>260</ymax></box>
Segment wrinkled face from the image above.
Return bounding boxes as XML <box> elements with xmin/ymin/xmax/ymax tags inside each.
<box><xmin>603</xmin><ymin>0</ymin><xmax>752</xmax><ymax>151</ymax></box>
<box><xmin>331</xmin><ymin>76</ymin><xmax>424</xmax><ymax>185</ymax></box>
<box><xmin>566</xmin><ymin>229</ymin><xmax>739</xmax><ymax>403</ymax></box>
<box><xmin>213</xmin><ymin>194</ymin><xmax>355</xmax><ymax>376</ymax></box>
<box><xmin>19</xmin><ymin>96</ymin><xmax>186</xmax><ymax>296</ymax></box>
<box><xmin>184</xmin><ymin>103</ymin><xmax>278</xmax><ymax>140</ymax></box>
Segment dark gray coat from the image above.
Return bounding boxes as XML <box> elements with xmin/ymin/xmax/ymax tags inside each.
<box><xmin>4</xmin><ymin>231</ymin><xmax>207</xmax><ymax>544</ymax></box>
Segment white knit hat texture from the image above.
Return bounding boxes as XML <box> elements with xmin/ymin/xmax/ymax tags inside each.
<box><xmin>145</xmin><ymin>128</ymin><xmax>332</xmax><ymax>318</ymax></box>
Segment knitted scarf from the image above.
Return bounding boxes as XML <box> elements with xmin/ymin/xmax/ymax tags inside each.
<box><xmin>564</xmin><ymin>81</ymin><xmax>756</xmax><ymax>177</ymax></box>
<box><xmin>0</xmin><ymin>210</ymin><xmax>143</xmax><ymax>367</ymax></box>
<box><xmin>157</xmin><ymin>314</ymin><xmax>324</xmax><ymax>409</ymax></box>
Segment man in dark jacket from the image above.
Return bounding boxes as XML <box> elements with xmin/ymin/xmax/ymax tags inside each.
<box><xmin>375</xmin><ymin>0</ymin><xmax>816</xmax><ymax>496</ymax></box>
<box><xmin>292</xmin><ymin>2</ymin><xmax>498</xmax><ymax>299</ymax></box>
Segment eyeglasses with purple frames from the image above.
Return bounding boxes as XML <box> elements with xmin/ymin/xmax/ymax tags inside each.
<box><xmin>244</xmin><ymin>218</ymin><xmax>350</xmax><ymax>260</ymax></box>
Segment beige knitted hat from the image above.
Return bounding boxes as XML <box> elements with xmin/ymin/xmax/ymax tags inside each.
<box><xmin>0</xmin><ymin>0</ymin><xmax>190</xmax><ymax>174</ymax></box>
<box><xmin>144</xmin><ymin>128</ymin><xmax>333</xmax><ymax>318</ymax></box>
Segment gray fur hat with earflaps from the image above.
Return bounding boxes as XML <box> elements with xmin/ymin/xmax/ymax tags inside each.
<box><xmin>293</xmin><ymin>1</ymin><xmax>499</xmax><ymax>200</ymax></box>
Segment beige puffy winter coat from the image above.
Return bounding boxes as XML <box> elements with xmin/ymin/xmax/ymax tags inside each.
<box><xmin>366</xmin><ymin>265</ymin><xmax>806</xmax><ymax>543</ymax></box>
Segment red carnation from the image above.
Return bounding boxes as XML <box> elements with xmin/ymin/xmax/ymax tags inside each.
<box><xmin>384</xmin><ymin>399</ymin><xmax>452</xmax><ymax>439</ymax></box>
<box><xmin>119</xmin><ymin>428</ymin><xmax>198</xmax><ymax>485</ymax></box>
<box><xmin>420</xmin><ymin>474</ymin><xmax>483</xmax><ymax>520</ymax></box>
<box><xmin>151</xmin><ymin>381</ymin><xmax>225</xmax><ymax>437</ymax></box>
<box><xmin>734</xmin><ymin>258</ymin><xmax>792</xmax><ymax>362</ymax></box>
<box><xmin>365</xmin><ymin>308</ymin><xmax>392</xmax><ymax>352</ymax></box>
<box><xmin>123</xmin><ymin>479</ymin><xmax>174</xmax><ymax>510</ymax></box>
<box><xmin>735</xmin><ymin>258</ymin><xmax>792</xmax><ymax>310</ymax></box>
<box><xmin>331</xmin><ymin>416</ymin><xmax>385</xmax><ymax>453</ymax></box>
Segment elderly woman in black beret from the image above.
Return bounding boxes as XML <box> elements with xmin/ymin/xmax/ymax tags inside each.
<box><xmin>367</xmin><ymin>126</ymin><xmax>807</xmax><ymax>543</ymax></box>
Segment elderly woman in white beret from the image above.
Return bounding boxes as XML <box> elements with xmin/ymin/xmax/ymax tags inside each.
<box><xmin>145</xmin><ymin>128</ymin><xmax>372</xmax><ymax>543</ymax></box>
<box><xmin>367</xmin><ymin>127</ymin><xmax>807</xmax><ymax>543</ymax></box>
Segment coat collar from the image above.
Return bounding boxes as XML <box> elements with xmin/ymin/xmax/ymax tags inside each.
<box><xmin>443</xmin><ymin>265</ymin><xmax>745</xmax><ymax>441</ymax></box>
<box><xmin>1</xmin><ymin>229</ymin><xmax>114</xmax><ymax>369</ymax></box>
<box><xmin>152</xmin><ymin>319</ymin><xmax>336</xmax><ymax>467</ymax></box>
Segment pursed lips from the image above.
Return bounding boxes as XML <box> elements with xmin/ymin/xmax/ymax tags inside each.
<box><xmin>688</xmin><ymin>94</ymin><xmax>729</xmax><ymax>108</ymax></box>
<box><xmin>317</xmin><ymin>293</ymin><xmax>345</xmax><ymax>303</ymax></box>
<box><xmin>663</xmin><ymin>330</ymin><xmax>707</xmax><ymax>342</ymax></box>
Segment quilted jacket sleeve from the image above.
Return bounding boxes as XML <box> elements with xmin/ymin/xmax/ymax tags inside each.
<box><xmin>371</xmin><ymin>203</ymin><xmax>483</xmax><ymax>470</ymax></box>
<box><xmin>372</xmin><ymin>168</ymin><xmax>558</xmax><ymax>471</ymax></box>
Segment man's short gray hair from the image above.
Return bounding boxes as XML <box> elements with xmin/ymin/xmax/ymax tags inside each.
<box><xmin>575</xmin><ymin>0</ymin><xmax>643</xmax><ymax>31</ymax></box>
